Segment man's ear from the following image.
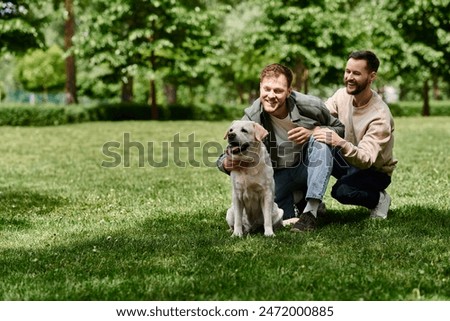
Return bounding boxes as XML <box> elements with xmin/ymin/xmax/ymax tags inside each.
<box><xmin>253</xmin><ymin>122</ymin><xmax>269</xmax><ymax>141</ymax></box>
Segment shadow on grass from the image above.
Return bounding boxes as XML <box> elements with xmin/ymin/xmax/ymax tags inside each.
<box><xmin>2</xmin><ymin>207</ymin><xmax>302</xmax><ymax>300</ymax></box>
<box><xmin>319</xmin><ymin>203</ymin><xmax>450</xmax><ymax>231</ymax></box>
<box><xmin>0</xmin><ymin>210</ymin><xmax>233</xmax><ymax>300</ymax></box>
<box><xmin>1</xmin><ymin>204</ymin><xmax>449</xmax><ymax>300</ymax></box>
<box><xmin>0</xmin><ymin>188</ymin><xmax>66</xmax><ymax>230</ymax></box>
<box><xmin>318</xmin><ymin>207</ymin><xmax>368</xmax><ymax>227</ymax></box>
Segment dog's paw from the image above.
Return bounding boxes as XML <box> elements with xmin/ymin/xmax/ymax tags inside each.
<box><xmin>264</xmin><ymin>226</ymin><xmax>275</xmax><ymax>237</ymax></box>
<box><xmin>231</xmin><ymin>230</ymin><xmax>244</xmax><ymax>237</ymax></box>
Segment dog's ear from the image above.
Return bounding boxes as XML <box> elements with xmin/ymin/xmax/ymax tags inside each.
<box><xmin>253</xmin><ymin>122</ymin><xmax>269</xmax><ymax>141</ymax></box>
<box><xmin>224</xmin><ymin>121</ymin><xmax>235</xmax><ymax>140</ymax></box>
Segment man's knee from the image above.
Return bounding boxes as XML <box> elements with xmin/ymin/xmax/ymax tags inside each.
<box><xmin>310</xmin><ymin>138</ymin><xmax>331</xmax><ymax>154</ymax></box>
<box><xmin>331</xmin><ymin>182</ymin><xmax>357</xmax><ymax>205</ymax></box>
<box><xmin>307</xmin><ymin>139</ymin><xmax>333</xmax><ymax>168</ymax></box>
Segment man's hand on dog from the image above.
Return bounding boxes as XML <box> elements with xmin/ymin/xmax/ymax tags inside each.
<box><xmin>223</xmin><ymin>157</ymin><xmax>254</xmax><ymax>172</ymax></box>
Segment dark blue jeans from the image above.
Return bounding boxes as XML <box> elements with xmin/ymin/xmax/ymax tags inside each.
<box><xmin>331</xmin><ymin>150</ymin><xmax>391</xmax><ymax>209</ymax></box>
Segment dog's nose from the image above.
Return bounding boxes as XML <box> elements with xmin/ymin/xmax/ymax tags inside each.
<box><xmin>228</xmin><ymin>132</ymin><xmax>236</xmax><ymax>139</ymax></box>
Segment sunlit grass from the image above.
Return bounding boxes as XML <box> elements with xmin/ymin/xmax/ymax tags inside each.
<box><xmin>0</xmin><ymin>117</ymin><xmax>449</xmax><ymax>300</ymax></box>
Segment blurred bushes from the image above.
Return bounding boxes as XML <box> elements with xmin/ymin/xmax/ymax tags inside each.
<box><xmin>89</xmin><ymin>103</ymin><xmax>153</xmax><ymax>121</ymax></box>
<box><xmin>164</xmin><ymin>103</ymin><xmax>243</xmax><ymax>121</ymax></box>
<box><xmin>0</xmin><ymin>101</ymin><xmax>448</xmax><ymax>126</ymax></box>
<box><xmin>389</xmin><ymin>101</ymin><xmax>450</xmax><ymax>117</ymax></box>
<box><xmin>0</xmin><ymin>104</ymin><xmax>90</xmax><ymax>126</ymax></box>
<box><xmin>0</xmin><ymin>102</ymin><xmax>245</xmax><ymax>126</ymax></box>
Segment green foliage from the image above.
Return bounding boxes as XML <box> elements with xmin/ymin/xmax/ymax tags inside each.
<box><xmin>0</xmin><ymin>103</ymin><xmax>154</xmax><ymax>125</ymax></box>
<box><xmin>74</xmin><ymin>0</ymin><xmax>217</xmax><ymax>105</ymax></box>
<box><xmin>91</xmin><ymin>103</ymin><xmax>154</xmax><ymax>121</ymax></box>
<box><xmin>0</xmin><ymin>100</ymin><xmax>448</xmax><ymax>126</ymax></box>
<box><xmin>211</xmin><ymin>1</ymin><xmax>271</xmax><ymax>99</ymax></box>
<box><xmin>76</xmin><ymin>63</ymin><xmax>120</xmax><ymax>99</ymax></box>
<box><xmin>263</xmin><ymin>0</ymin><xmax>353</xmax><ymax>84</ymax></box>
<box><xmin>15</xmin><ymin>44</ymin><xmax>65</xmax><ymax>92</ymax></box>
<box><xmin>382</xmin><ymin>0</ymin><xmax>450</xmax><ymax>81</ymax></box>
<box><xmin>0</xmin><ymin>81</ymin><xmax>5</xmax><ymax>101</ymax></box>
<box><xmin>1</xmin><ymin>0</ymin><xmax>450</xmax><ymax>109</ymax></box>
<box><xmin>363</xmin><ymin>0</ymin><xmax>450</xmax><ymax>108</ymax></box>
<box><xmin>160</xmin><ymin>103</ymin><xmax>243</xmax><ymax>121</ymax></box>
<box><xmin>0</xmin><ymin>104</ymin><xmax>90</xmax><ymax>126</ymax></box>
<box><xmin>389</xmin><ymin>100</ymin><xmax>450</xmax><ymax>117</ymax></box>
<box><xmin>0</xmin><ymin>102</ymin><xmax>247</xmax><ymax>125</ymax></box>
<box><xmin>0</xmin><ymin>118</ymin><xmax>448</xmax><ymax>300</ymax></box>
<box><xmin>89</xmin><ymin>102</ymin><xmax>244</xmax><ymax>121</ymax></box>
<box><xmin>0</xmin><ymin>0</ymin><xmax>45</xmax><ymax>53</ymax></box>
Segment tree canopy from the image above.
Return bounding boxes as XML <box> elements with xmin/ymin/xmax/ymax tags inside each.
<box><xmin>15</xmin><ymin>44</ymin><xmax>65</xmax><ymax>93</ymax></box>
<box><xmin>1</xmin><ymin>0</ymin><xmax>449</xmax><ymax>114</ymax></box>
<box><xmin>0</xmin><ymin>0</ymin><xmax>45</xmax><ymax>53</ymax></box>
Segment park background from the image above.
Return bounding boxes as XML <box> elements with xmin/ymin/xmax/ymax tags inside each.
<box><xmin>0</xmin><ymin>0</ymin><xmax>449</xmax><ymax>301</ymax></box>
<box><xmin>1</xmin><ymin>0</ymin><xmax>449</xmax><ymax>118</ymax></box>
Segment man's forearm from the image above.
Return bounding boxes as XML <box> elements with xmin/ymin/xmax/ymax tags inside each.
<box><xmin>216</xmin><ymin>153</ymin><xmax>230</xmax><ymax>175</ymax></box>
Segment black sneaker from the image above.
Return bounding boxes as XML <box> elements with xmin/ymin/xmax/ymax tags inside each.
<box><xmin>317</xmin><ymin>202</ymin><xmax>326</xmax><ymax>218</ymax></box>
<box><xmin>291</xmin><ymin>211</ymin><xmax>317</xmax><ymax>232</ymax></box>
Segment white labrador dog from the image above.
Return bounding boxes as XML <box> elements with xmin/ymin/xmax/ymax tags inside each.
<box><xmin>224</xmin><ymin>120</ymin><xmax>283</xmax><ymax>237</ymax></box>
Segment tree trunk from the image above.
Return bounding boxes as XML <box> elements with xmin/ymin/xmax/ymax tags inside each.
<box><xmin>293</xmin><ymin>61</ymin><xmax>309</xmax><ymax>94</ymax></box>
<box><xmin>148</xmin><ymin>51</ymin><xmax>158</xmax><ymax>119</ymax></box>
<box><xmin>236</xmin><ymin>86</ymin><xmax>245</xmax><ymax>104</ymax></box>
<box><xmin>164</xmin><ymin>83</ymin><xmax>177</xmax><ymax>105</ymax></box>
<box><xmin>303</xmin><ymin>69</ymin><xmax>309</xmax><ymax>94</ymax></box>
<box><xmin>64</xmin><ymin>0</ymin><xmax>78</xmax><ymax>104</ymax></box>
<box><xmin>149</xmin><ymin>79</ymin><xmax>157</xmax><ymax>119</ymax></box>
<box><xmin>432</xmin><ymin>76</ymin><xmax>441</xmax><ymax>100</ymax></box>
<box><xmin>121</xmin><ymin>76</ymin><xmax>133</xmax><ymax>103</ymax></box>
<box><xmin>422</xmin><ymin>79</ymin><xmax>430</xmax><ymax>116</ymax></box>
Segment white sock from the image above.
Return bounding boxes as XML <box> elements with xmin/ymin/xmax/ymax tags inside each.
<box><xmin>304</xmin><ymin>199</ymin><xmax>320</xmax><ymax>217</ymax></box>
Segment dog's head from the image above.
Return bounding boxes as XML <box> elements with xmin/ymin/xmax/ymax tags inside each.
<box><xmin>224</xmin><ymin>120</ymin><xmax>268</xmax><ymax>156</ymax></box>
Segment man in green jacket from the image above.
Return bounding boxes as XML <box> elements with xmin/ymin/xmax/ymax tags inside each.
<box><xmin>218</xmin><ymin>63</ymin><xmax>344</xmax><ymax>232</ymax></box>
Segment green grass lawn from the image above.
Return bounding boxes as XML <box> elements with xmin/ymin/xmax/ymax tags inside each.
<box><xmin>0</xmin><ymin>117</ymin><xmax>449</xmax><ymax>301</ymax></box>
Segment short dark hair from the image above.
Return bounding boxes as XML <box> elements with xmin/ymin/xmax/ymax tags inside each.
<box><xmin>260</xmin><ymin>63</ymin><xmax>294</xmax><ymax>88</ymax></box>
<box><xmin>348</xmin><ymin>50</ymin><xmax>380</xmax><ymax>73</ymax></box>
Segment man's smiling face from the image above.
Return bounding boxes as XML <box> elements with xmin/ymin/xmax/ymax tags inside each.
<box><xmin>344</xmin><ymin>58</ymin><xmax>374</xmax><ymax>96</ymax></box>
<box><xmin>259</xmin><ymin>75</ymin><xmax>292</xmax><ymax>119</ymax></box>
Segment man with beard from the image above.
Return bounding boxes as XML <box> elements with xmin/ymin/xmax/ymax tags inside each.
<box><xmin>313</xmin><ymin>50</ymin><xmax>397</xmax><ymax>219</ymax></box>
